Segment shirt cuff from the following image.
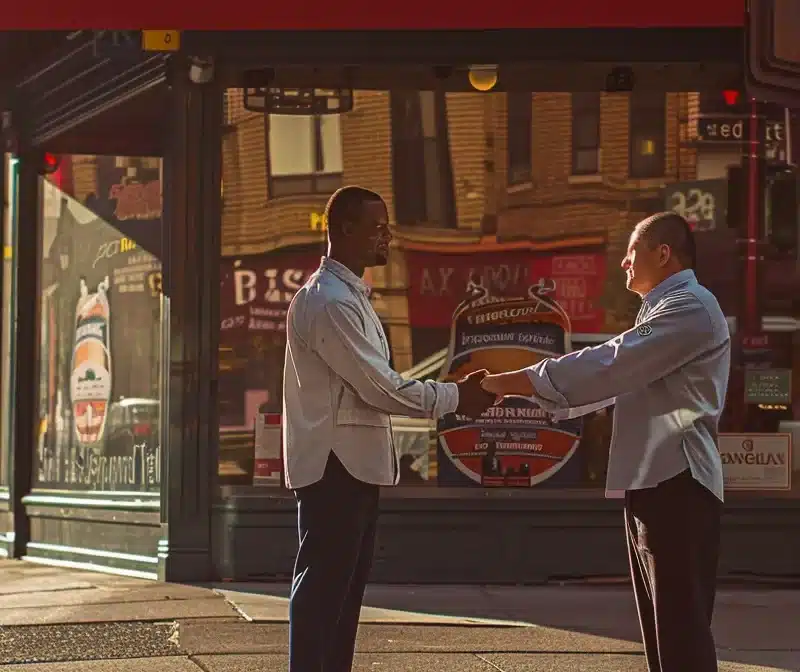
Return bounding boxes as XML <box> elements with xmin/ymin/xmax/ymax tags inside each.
<box><xmin>434</xmin><ymin>382</ymin><xmax>459</xmax><ymax>419</ymax></box>
<box><xmin>525</xmin><ymin>362</ymin><xmax>570</xmax><ymax>408</ymax></box>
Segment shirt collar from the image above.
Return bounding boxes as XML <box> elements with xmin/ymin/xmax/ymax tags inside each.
<box><xmin>321</xmin><ymin>257</ymin><xmax>371</xmax><ymax>297</ymax></box>
<box><xmin>642</xmin><ymin>268</ymin><xmax>696</xmax><ymax>306</ymax></box>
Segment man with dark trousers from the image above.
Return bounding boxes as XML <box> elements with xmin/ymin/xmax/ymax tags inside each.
<box><xmin>482</xmin><ymin>212</ymin><xmax>730</xmax><ymax>672</ymax></box>
<box><xmin>282</xmin><ymin>185</ymin><xmax>494</xmax><ymax>672</ymax></box>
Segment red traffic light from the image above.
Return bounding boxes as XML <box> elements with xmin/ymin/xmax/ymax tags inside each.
<box><xmin>723</xmin><ymin>90</ymin><xmax>741</xmax><ymax>106</ymax></box>
<box><xmin>41</xmin><ymin>152</ymin><xmax>60</xmax><ymax>174</ymax></box>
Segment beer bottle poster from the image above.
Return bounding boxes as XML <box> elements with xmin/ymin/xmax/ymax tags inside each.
<box><xmin>436</xmin><ymin>281</ymin><xmax>583</xmax><ymax>487</ymax></box>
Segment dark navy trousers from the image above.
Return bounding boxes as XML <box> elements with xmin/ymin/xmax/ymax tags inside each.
<box><xmin>289</xmin><ymin>453</ymin><xmax>380</xmax><ymax>672</ymax></box>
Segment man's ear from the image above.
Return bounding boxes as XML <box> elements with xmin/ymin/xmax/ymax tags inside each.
<box><xmin>340</xmin><ymin>221</ymin><xmax>353</xmax><ymax>237</ymax></box>
<box><xmin>659</xmin><ymin>244</ymin><xmax>671</xmax><ymax>266</ymax></box>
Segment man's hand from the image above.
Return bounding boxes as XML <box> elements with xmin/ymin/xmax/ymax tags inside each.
<box><xmin>455</xmin><ymin>369</ymin><xmax>495</xmax><ymax>418</ymax></box>
<box><xmin>481</xmin><ymin>370</ymin><xmax>536</xmax><ymax>404</ymax></box>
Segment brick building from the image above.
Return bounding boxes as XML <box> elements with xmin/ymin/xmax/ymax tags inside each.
<box><xmin>217</xmin><ymin>89</ymin><xmax>698</xmax><ymax>375</ymax></box>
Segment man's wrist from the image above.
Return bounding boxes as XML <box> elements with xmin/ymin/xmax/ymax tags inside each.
<box><xmin>436</xmin><ymin>381</ymin><xmax>459</xmax><ymax>417</ymax></box>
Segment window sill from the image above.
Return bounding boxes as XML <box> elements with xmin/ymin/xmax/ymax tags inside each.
<box><xmin>506</xmin><ymin>181</ymin><xmax>533</xmax><ymax>194</ymax></box>
<box><xmin>567</xmin><ymin>174</ymin><xmax>603</xmax><ymax>185</ymax></box>
<box><xmin>268</xmin><ymin>173</ymin><xmax>343</xmax><ymax>199</ymax></box>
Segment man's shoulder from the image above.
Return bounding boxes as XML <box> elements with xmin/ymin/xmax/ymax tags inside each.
<box><xmin>659</xmin><ymin>279</ymin><xmax>727</xmax><ymax>331</ymax></box>
<box><xmin>293</xmin><ymin>268</ymin><xmax>360</xmax><ymax>315</ymax></box>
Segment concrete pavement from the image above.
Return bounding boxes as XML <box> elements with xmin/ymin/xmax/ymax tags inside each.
<box><xmin>0</xmin><ymin>559</ymin><xmax>797</xmax><ymax>670</ymax></box>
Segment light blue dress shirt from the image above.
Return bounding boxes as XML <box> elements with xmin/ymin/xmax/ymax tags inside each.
<box><xmin>526</xmin><ymin>270</ymin><xmax>730</xmax><ymax>501</ymax></box>
<box><xmin>283</xmin><ymin>258</ymin><xmax>459</xmax><ymax>490</ymax></box>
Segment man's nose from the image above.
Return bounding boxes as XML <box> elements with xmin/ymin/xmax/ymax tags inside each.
<box><xmin>621</xmin><ymin>257</ymin><xmax>630</xmax><ymax>269</ymax></box>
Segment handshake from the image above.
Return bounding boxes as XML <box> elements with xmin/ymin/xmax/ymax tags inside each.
<box><xmin>454</xmin><ymin>369</ymin><xmax>502</xmax><ymax>419</ymax></box>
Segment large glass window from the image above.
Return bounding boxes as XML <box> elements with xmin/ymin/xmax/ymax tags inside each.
<box><xmin>33</xmin><ymin>155</ymin><xmax>163</xmax><ymax>493</ymax></box>
<box><xmin>218</xmin><ymin>85</ymin><xmax>800</xmax><ymax>498</ymax></box>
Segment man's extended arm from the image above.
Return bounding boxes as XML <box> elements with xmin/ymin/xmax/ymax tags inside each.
<box><xmin>312</xmin><ymin>300</ymin><xmax>459</xmax><ymax>419</ymax></box>
<box><xmin>483</xmin><ymin>293</ymin><xmax>726</xmax><ymax>409</ymax></box>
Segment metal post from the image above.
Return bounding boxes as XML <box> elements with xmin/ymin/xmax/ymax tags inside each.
<box><xmin>9</xmin><ymin>137</ymin><xmax>42</xmax><ymax>557</ymax></box>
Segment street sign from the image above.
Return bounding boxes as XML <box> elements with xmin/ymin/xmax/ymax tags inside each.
<box><xmin>695</xmin><ymin>114</ymin><xmax>789</xmax><ymax>161</ymax></box>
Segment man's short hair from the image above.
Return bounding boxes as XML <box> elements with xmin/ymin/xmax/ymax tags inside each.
<box><xmin>324</xmin><ymin>186</ymin><xmax>384</xmax><ymax>237</ymax></box>
<box><xmin>636</xmin><ymin>212</ymin><xmax>697</xmax><ymax>270</ymax></box>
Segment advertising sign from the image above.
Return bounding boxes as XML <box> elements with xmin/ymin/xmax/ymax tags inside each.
<box><xmin>219</xmin><ymin>252</ymin><xmax>320</xmax><ymax>334</ymax></box>
<box><xmin>719</xmin><ymin>433</ymin><xmax>792</xmax><ymax>491</ymax></box>
<box><xmin>405</xmin><ymin>248</ymin><xmax>606</xmax><ymax>332</ymax></box>
<box><xmin>436</xmin><ymin>280</ymin><xmax>583</xmax><ymax>488</ymax></box>
<box><xmin>34</xmin><ymin>157</ymin><xmax>163</xmax><ymax>494</ymax></box>
<box><xmin>254</xmin><ymin>413</ymin><xmax>282</xmax><ymax>485</ymax></box>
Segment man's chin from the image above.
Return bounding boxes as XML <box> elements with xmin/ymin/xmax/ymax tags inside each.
<box><xmin>373</xmin><ymin>253</ymin><xmax>389</xmax><ymax>267</ymax></box>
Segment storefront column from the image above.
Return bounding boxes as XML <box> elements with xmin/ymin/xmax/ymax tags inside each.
<box><xmin>9</xmin><ymin>139</ymin><xmax>43</xmax><ymax>558</ymax></box>
<box><xmin>159</xmin><ymin>57</ymin><xmax>223</xmax><ymax>582</ymax></box>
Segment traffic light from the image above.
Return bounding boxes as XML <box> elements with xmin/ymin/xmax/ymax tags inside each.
<box><xmin>700</xmin><ymin>90</ymin><xmax>747</xmax><ymax>115</ymax></box>
<box><xmin>768</xmin><ymin>172</ymin><xmax>798</xmax><ymax>250</ymax></box>
<box><xmin>37</xmin><ymin>150</ymin><xmax>60</xmax><ymax>175</ymax></box>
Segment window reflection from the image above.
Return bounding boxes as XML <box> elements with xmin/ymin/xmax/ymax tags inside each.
<box><xmin>34</xmin><ymin>156</ymin><xmax>163</xmax><ymax>494</ymax></box>
<box><xmin>218</xmin><ymin>87</ymin><xmax>800</xmax><ymax>496</ymax></box>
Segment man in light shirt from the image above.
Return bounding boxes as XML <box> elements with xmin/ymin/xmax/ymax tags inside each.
<box><xmin>283</xmin><ymin>185</ymin><xmax>494</xmax><ymax>672</ymax></box>
<box><xmin>482</xmin><ymin>212</ymin><xmax>730</xmax><ymax>672</ymax></box>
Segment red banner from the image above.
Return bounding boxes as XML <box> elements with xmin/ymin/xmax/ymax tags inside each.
<box><xmin>531</xmin><ymin>252</ymin><xmax>607</xmax><ymax>335</ymax></box>
<box><xmin>406</xmin><ymin>248</ymin><xmax>607</xmax><ymax>333</ymax></box>
<box><xmin>3</xmin><ymin>0</ymin><xmax>743</xmax><ymax>29</ymax></box>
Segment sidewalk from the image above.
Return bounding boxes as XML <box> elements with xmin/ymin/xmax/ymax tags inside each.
<box><xmin>0</xmin><ymin>559</ymin><xmax>798</xmax><ymax>671</ymax></box>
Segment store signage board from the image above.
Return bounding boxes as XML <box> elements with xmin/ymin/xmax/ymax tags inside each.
<box><xmin>719</xmin><ymin>433</ymin><xmax>792</xmax><ymax>491</ymax></box>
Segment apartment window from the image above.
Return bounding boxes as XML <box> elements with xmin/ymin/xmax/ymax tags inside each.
<box><xmin>267</xmin><ymin>114</ymin><xmax>343</xmax><ymax>197</ymax></box>
<box><xmin>629</xmin><ymin>93</ymin><xmax>666</xmax><ymax>179</ymax></box>
<box><xmin>390</xmin><ymin>91</ymin><xmax>457</xmax><ymax>227</ymax></box>
<box><xmin>571</xmin><ymin>93</ymin><xmax>600</xmax><ymax>175</ymax></box>
<box><xmin>507</xmin><ymin>92</ymin><xmax>532</xmax><ymax>185</ymax></box>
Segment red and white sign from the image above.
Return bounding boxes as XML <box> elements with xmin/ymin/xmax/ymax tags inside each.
<box><xmin>254</xmin><ymin>413</ymin><xmax>282</xmax><ymax>485</ymax></box>
<box><xmin>406</xmin><ymin>248</ymin><xmax>607</xmax><ymax>332</ymax></box>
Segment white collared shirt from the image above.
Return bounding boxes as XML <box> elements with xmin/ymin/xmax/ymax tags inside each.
<box><xmin>282</xmin><ymin>257</ymin><xmax>459</xmax><ymax>490</ymax></box>
<box><xmin>527</xmin><ymin>270</ymin><xmax>730</xmax><ymax>501</ymax></box>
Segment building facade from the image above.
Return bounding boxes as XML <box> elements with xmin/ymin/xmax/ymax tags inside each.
<box><xmin>1</xmin><ymin>28</ymin><xmax>798</xmax><ymax>583</ymax></box>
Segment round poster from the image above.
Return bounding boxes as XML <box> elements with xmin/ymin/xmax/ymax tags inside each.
<box><xmin>436</xmin><ymin>281</ymin><xmax>583</xmax><ymax>487</ymax></box>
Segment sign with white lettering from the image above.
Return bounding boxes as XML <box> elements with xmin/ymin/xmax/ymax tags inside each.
<box><xmin>664</xmin><ymin>179</ymin><xmax>727</xmax><ymax>232</ymax></box>
<box><xmin>744</xmin><ymin>368</ymin><xmax>792</xmax><ymax>404</ymax></box>
<box><xmin>719</xmin><ymin>433</ymin><xmax>792</xmax><ymax>491</ymax></box>
<box><xmin>696</xmin><ymin>114</ymin><xmax>788</xmax><ymax>161</ymax></box>
<box><xmin>436</xmin><ymin>281</ymin><xmax>583</xmax><ymax>488</ymax></box>
<box><xmin>219</xmin><ymin>252</ymin><xmax>320</xmax><ymax>333</ymax></box>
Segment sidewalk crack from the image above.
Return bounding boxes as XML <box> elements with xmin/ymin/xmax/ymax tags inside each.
<box><xmin>475</xmin><ymin>653</ymin><xmax>507</xmax><ymax>671</ymax></box>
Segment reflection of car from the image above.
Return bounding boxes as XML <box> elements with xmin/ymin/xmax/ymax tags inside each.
<box><xmin>106</xmin><ymin>397</ymin><xmax>159</xmax><ymax>456</ymax></box>
<box><xmin>391</xmin><ymin>416</ymin><xmax>435</xmax><ymax>483</ymax></box>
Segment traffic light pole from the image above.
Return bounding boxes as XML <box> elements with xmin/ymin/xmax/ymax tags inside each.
<box><xmin>742</xmin><ymin>98</ymin><xmax>765</xmax><ymax>337</ymax></box>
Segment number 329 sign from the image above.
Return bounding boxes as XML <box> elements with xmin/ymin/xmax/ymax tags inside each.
<box><xmin>663</xmin><ymin>178</ymin><xmax>728</xmax><ymax>232</ymax></box>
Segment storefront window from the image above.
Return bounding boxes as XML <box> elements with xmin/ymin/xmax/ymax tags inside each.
<box><xmin>218</xmin><ymin>85</ymin><xmax>800</xmax><ymax>497</ymax></box>
<box><xmin>33</xmin><ymin>155</ymin><xmax>163</xmax><ymax>493</ymax></box>
<box><xmin>1</xmin><ymin>154</ymin><xmax>19</xmax><ymax>486</ymax></box>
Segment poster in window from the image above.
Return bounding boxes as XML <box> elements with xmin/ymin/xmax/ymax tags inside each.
<box><xmin>436</xmin><ymin>280</ymin><xmax>583</xmax><ymax>488</ymax></box>
<box><xmin>34</xmin><ymin>157</ymin><xmax>163</xmax><ymax>494</ymax></box>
